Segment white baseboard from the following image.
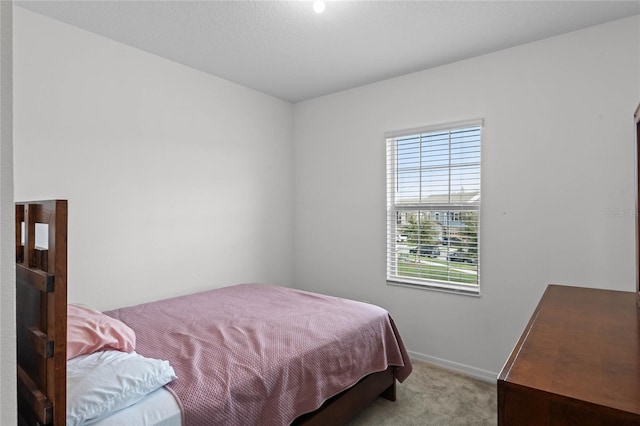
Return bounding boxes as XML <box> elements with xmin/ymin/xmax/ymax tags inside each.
<box><xmin>407</xmin><ymin>350</ymin><xmax>498</xmax><ymax>383</ymax></box>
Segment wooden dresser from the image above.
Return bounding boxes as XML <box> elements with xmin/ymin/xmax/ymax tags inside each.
<box><xmin>498</xmin><ymin>285</ymin><xmax>640</xmax><ymax>425</ymax></box>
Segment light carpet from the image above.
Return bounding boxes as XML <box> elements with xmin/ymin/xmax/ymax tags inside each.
<box><xmin>348</xmin><ymin>361</ymin><xmax>497</xmax><ymax>426</ymax></box>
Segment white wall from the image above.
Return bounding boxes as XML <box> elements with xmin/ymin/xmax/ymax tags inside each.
<box><xmin>13</xmin><ymin>8</ymin><xmax>294</xmax><ymax>310</ymax></box>
<box><xmin>293</xmin><ymin>15</ymin><xmax>640</xmax><ymax>379</ymax></box>
<box><xmin>10</xmin><ymin>4</ymin><xmax>640</xmax><ymax>384</ymax></box>
<box><xmin>0</xmin><ymin>1</ymin><xmax>15</xmax><ymax>423</ymax></box>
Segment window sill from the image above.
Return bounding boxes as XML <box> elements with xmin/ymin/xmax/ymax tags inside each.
<box><xmin>387</xmin><ymin>279</ymin><xmax>480</xmax><ymax>297</ymax></box>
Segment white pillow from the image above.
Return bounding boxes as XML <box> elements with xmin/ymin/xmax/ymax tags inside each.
<box><xmin>67</xmin><ymin>350</ymin><xmax>177</xmax><ymax>426</ymax></box>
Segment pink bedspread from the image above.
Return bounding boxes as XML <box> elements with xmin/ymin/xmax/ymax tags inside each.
<box><xmin>105</xmin><ymin>284</ymin><xmax>412</xmax><ymax>426</ymax></box>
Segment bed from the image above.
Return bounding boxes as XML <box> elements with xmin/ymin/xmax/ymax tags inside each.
<box><xmin>16</xmin><ymin>199</ymin><xmax>413</xmax><ymax>425</ymax></box>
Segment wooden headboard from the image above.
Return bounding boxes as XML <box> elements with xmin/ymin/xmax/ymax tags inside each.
<box><xmin>16</xmin><ymin>200</ymin><xmax>67</xmax><ymax>426</ymax></box>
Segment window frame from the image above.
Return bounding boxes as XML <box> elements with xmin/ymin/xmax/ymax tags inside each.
<box><xmin>386</xmin><ymin>119</ymin><xmax>482</xmax><ymax>296</ymax></box>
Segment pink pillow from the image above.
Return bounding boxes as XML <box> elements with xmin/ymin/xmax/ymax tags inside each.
<box><xmin>67</xmin><ymin>304</ymin><xmax>136</xmax><ymax>360</ymax></box>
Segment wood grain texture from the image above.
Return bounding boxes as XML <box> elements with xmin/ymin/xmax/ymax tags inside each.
<box><xmin>16</xmin><ymin>200</ymin><xmax>67</xmax><ymax>426</ymax></box>
<box><xmin>498</xmin><ymin>285</ymin><xmax>640</xmax><ymax>425</ymax></box>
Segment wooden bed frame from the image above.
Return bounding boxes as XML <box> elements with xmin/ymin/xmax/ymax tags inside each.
<box><xmin>16</xmin><ymin>200</ymin><xmax>67</xmax><ymax>426</ymax></box>
<box><xmin>15</xmin><ymin>199</ymin><xmax>398</xmax><ymax>425</ymax></box>
<box><xmin>294</xmin><ymin>367</ymin><xmax>396</xmax><ymax>425</ymax></box>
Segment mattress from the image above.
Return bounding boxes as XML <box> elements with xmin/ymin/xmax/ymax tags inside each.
<box><xmin>88</xmin><ymin>387</ymin><xmax>182</xmax><ymax>426</ymax></box>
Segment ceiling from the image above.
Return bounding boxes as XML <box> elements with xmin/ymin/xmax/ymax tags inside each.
<box><xmin>16</xmin><ymin>1</ymin><xmax>640</xmax><ymax>103</ymax></box>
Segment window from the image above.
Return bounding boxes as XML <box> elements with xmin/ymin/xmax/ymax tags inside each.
<box><xmin>386</xmin><ymin>120</ymin><xmax>482</xmax><ymax>295</ymax></box>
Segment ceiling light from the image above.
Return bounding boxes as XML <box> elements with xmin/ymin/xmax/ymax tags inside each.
<box><xmin>313</xmin><ymin>1</ymin><xmax>325</xmax><ymax>14</ymax></box>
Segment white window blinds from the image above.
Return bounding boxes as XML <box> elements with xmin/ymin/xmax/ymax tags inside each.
<box><xmin>386</xmin><ymin>120</ymin><xmax>482</xmax><ymax>294</ymax></box>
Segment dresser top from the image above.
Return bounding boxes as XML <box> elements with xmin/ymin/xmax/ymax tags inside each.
<box><xmin>499</xmin><ymin>284</ymin><xmax>640</xmax><ymax>415</ymax></box>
